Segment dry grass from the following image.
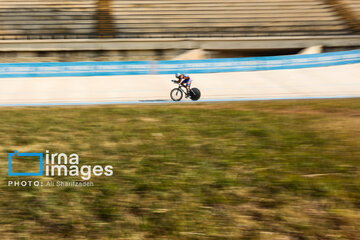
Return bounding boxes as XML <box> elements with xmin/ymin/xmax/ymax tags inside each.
<box><xmin>0</xmin><ymin>98</ymin><xmax>360</xmax><ymax>239</ymax></box>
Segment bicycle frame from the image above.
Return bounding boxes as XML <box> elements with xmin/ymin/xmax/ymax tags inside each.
<box><xmin>173</xmin><ymin>82</ymin><xmax>189</xmax><ymax>94</ymax></box>
<box><xmin>177</xmin><ymin>85</ymin><xmax>188</xmax><ymax>95</ymax></box>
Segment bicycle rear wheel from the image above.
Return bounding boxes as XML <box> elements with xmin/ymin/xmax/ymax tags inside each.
<box><xmin>189</xmin><ymin>88</ymin><xmax>201</xmax><ymax>101</ymax></box>
<box><xmin>170</xmin><ymin>88</ymin><xmax>183</xmax><ymax>101</ymax></box>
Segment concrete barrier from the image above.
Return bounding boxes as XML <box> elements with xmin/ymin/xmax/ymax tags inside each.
<box><xmin>1</xmin><ymin>36</ymin><xmax>360</xmax><ymax>51</ymax></box>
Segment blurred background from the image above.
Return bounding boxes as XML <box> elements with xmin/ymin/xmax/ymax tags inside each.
<box><xmin>0</xmin><ymin>0</ymin><xmax>359</xmax><ymax>63</ymax></box>
<box><xmin>1</xmin><ymin>1</ymin><xmax>360</xmax><ymax>240</ymax></box>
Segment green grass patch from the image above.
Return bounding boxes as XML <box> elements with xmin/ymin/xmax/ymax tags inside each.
<box><xmin>1</xmin><ymin>99</ymin><xmax>360</xmax><ymax>239</ymax></box>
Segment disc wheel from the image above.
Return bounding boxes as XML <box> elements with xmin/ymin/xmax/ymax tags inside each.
<box><xmin>189</xmin><ymin>88</ymin><xmax>201</xmax><ymax>101</ymax></box>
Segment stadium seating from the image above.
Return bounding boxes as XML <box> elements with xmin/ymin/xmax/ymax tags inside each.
<box><xmin>112</xmin><ymin>0</ymin><xmax>354</xmax><ymax>37</ymax></box>
<box><xmin>0</xmin><ymin>0</ymin><xmax>357</xmax><ymax>39</ymax></box>
<box><xmin>341</xmin><ymin>0</ymin><xmax>360</xmax><ymax>30</ymax></box>
<box><xmin>0</xmin><ymin>0</ymin><xmax>97</xmax><ymax>39</ymax></box>
<box><xmin>343</xmin><ymin>0</ymin><xmax>360</xmax><ymax>17</ymax></box>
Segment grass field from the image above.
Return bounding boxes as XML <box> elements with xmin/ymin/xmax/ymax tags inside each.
<box><xmin>1</xmin><ymin>99</ymin><xmax>360</xmax><ymax>240</ymax></box>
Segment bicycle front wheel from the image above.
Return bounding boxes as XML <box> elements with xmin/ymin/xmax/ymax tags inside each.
<box><xmin>170</xmin><ymin>88</ymin><xmax>183</xmax><ymax>101</ymax></box>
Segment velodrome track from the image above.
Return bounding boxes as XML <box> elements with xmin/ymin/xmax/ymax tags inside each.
<box><xmin>0</xmin><ymin>63</ymin><xmax>359</xmax><ymax>107</ymax></box>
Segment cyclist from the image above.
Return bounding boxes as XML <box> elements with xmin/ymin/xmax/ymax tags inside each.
<box><xmin>174</xmin><ymin>73</ymin><xmax>191</xmax><ymax>96</ymax></box>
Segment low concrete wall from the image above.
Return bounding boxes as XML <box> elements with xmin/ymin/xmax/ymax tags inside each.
<box><xmin>0</xmin><ymin>36</ymin><xmax>360</xmax><ymax>62</ymax></box>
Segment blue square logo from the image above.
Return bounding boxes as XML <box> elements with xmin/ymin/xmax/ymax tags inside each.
<box><xmin>8</xmin><ymin>150</ymin><xmax>43</xmax><ymax>176</ymax></box>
